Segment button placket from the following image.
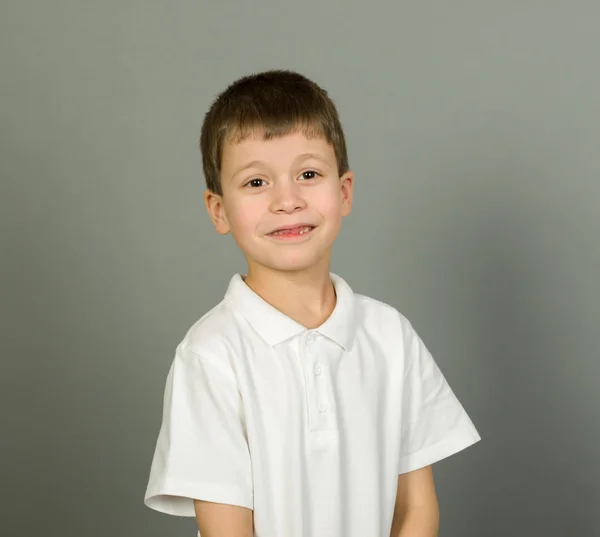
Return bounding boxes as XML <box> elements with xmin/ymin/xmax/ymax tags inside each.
<box><xmin>302</xmin><ymin>332</ymin><xmax>334</xmax><ymax>430</ymax></box>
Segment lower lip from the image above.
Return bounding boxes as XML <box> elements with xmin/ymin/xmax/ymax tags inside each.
<box><xmin>267</xmin><ymin>227</ymin><xmax>315</xmax><ymax>241</ymax></box>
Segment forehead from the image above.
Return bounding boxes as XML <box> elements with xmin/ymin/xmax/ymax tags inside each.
<box><xmin>221</xmin><ymin>131</ymin><xmax>335</xmax><ymax>172</ymax></box>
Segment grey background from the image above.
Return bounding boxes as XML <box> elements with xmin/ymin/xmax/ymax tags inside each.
<box><xmin>1</xmin><ymin>1</ymin><xmax>598</xmax><ymax>536</ymax></box>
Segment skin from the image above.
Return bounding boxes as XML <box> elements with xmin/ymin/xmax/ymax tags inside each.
<box><xmin>199</xmin><ymin>129</ymin><xmax>439</xmax><ymax>536</ymax></box>
<box><xmin>391</xmin><ymin>466</ymin><xmax>440</xmax><ymax>537</ymax></box>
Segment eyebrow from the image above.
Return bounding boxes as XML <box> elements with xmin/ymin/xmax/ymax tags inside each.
<box><xmin>230</xmin><ymin>153</ymin><xmax>331</xmax><ymax>179</ymax></box>
<box><xmin>296</xmin><ymin>152</ymin><xmax>330</xmax><ymax>165</ymax></box>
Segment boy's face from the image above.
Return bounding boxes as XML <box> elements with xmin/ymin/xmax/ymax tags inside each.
<box><xmin>204</xmin><ymin>130</ymin><xmax>353</xmax><ymax>277</ymax></box>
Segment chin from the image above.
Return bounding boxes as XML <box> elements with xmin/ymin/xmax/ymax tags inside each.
<box><xmin>252</xmin><ymin>254</ymin><xmax>324</xmax><ymax>274</ymax></box>
<box><xmin>270</xmin><ymin>260</ymin><xmax>318</xmax><ymax>273</ymax></box>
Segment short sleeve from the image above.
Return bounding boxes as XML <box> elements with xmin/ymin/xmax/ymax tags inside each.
<box><xmin>144</xmin><ymin>345</ymin><xmax>253</xmax><ymax>516</ymax></box>
<box><xmin>398</xmin><ymin>320</ymin><xmax>481</xmax><ymax>474</ymax></box>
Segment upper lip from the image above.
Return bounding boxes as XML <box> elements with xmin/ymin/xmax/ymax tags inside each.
<box><xmin>268</xmin><ymin>224</ymin><xmax>315</xmax><ymax>234</ymax></box>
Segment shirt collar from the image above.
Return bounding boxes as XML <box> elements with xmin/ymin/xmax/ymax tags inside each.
<box><xmin>224</xmin><ymin>272</ymin><xmax>357</xmax><ymax>350</ymax></box>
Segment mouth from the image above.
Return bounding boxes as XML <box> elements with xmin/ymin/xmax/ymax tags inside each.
<box><xmin>267</xmin><ymin>225</ymin><xmax>316</xmax><ymax>239</ymax></box>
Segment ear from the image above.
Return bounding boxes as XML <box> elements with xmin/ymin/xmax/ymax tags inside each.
<box><xmin>339</xmin><ymin>170</ymin><xmax>354</xmax><ymax>217</ymax></box>
<box><xmin>204</xmin><ymin>189</ymin><xmax>230</xmax><ymax>234</ymax></box>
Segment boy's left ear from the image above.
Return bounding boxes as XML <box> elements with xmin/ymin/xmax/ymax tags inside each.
<box><xmin>340</xmin><ymin>171</ymin><xmax>354</xmax><ymax>216</ymax></box>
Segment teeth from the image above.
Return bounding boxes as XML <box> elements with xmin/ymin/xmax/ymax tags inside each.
<box><xmin>272</xmin><ymin>226</ymin><xmax>313</xmax><ymax>236</ymax></box>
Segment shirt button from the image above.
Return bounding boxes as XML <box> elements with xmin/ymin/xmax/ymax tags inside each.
<box><xmin>313</xmin><ymin>364</ymin><xmax>323</xmax><ymax>376</ymax></box>
<box><xmin>318</xmin><ymin>403</ymin><xmax>328</xmax><ymax>413</ymax></box>
<box><xmin>306</xmin><ymin>334</ymin><xmax>316</xmax><ymax>345</ymax></box>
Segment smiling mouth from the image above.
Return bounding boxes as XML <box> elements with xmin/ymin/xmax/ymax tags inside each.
<box><xmin>268</xmin><ymin>225</ymin><xmax>315</xmax><ymax>238</ymax></box>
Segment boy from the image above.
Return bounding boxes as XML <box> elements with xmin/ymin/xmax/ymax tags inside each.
<box><xmin>144</xmin><ymin>70</ymin><xmax>480</xmax><ymax>537</ymax></box>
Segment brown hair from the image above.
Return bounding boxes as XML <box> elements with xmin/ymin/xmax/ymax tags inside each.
<box><xmin>200</xmin><ymin>69</ymin><xmax>349</xmax><ymax>195</ymax></box>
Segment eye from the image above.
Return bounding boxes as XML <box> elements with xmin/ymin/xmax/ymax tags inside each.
<box><xmin>300</xmin><ymin>170</ymin><xmax>320</xmax><ymax>180</ymax></box>
<box><xmin>245</xmin><ymin>178</ymin><xmax>266</xmax><ymax>188</ymax></box>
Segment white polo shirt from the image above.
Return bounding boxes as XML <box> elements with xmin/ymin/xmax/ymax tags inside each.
<box><xmin>144</xmin><ymin>273</ymin><xmax>480</xmax><ymax>537</ymax></box>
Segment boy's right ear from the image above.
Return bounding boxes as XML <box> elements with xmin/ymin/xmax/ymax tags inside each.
<box><xmin>204</xmin><ymin>189</ymin><xmax>230</xmax><ymax>235</ymax></box>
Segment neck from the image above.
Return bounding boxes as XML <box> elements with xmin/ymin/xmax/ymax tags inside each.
<box><xmin>243</xmin><ymin>262</ymin><xmax>336</xmax><ymax>330</ymax></box>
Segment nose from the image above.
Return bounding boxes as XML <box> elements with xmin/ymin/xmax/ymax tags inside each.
<box><xmin>270</xmin><ymin>178</ymin><xmax>306</xmax><ymax>214</ymax></box>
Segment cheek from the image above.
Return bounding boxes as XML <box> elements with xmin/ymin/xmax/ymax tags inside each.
<box><xmin>226</xmin><ymin>198</ymin><xmax>263</xmax><ymax>232</ymax></box>
<box><xmin>316</xmin><ymin>184</ymin><xmax>344</xmax><ymax>217</ymax></box>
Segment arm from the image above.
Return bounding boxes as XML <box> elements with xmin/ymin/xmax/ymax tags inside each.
<box><xmin>389</xmin><ymin>465</ymin><xmax>439</xmax><ymax>537</ymax></box>
<box><xmin>194</xmin><ymin>499</ymin><xmax>254</xmax><ymax>537</ymax></box>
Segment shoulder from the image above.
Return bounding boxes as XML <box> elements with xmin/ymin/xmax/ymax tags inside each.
<box><xmin>353</xmin><ymin>291</ymin><xmax>414</xmax><ymax>334</ymax></box>
<box><xmin>176</xmin><ymin>299</ymin><xmax>247</xmax><ymax>369</ymax></box>
<box><xmin>350</xmin><ymin>289</ymin><xmax>427</xmax><ymax>360</ymax></box>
